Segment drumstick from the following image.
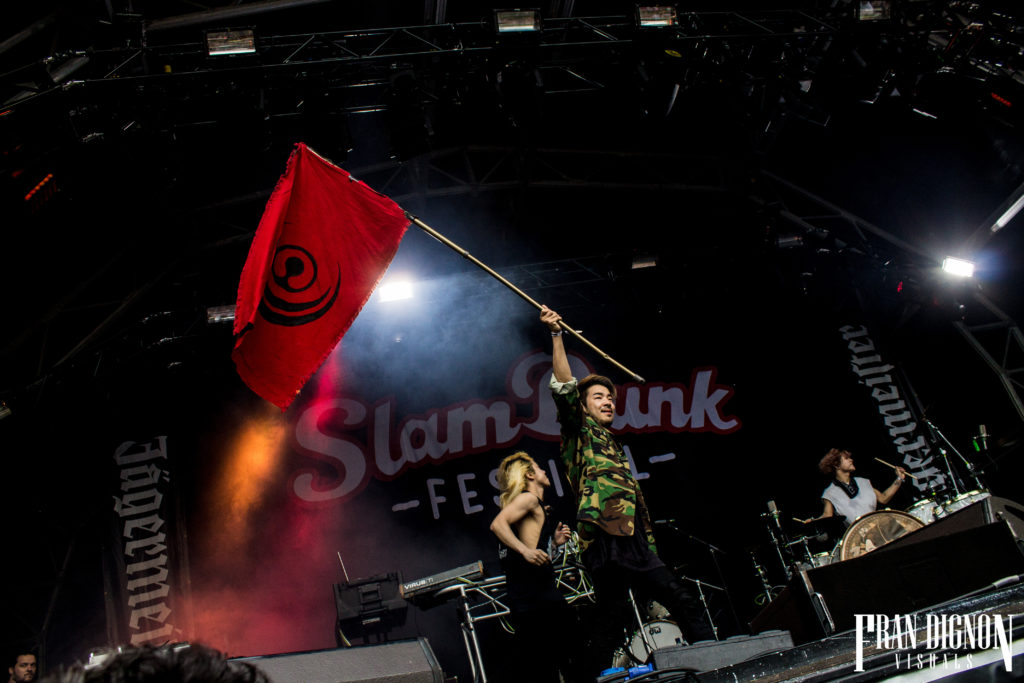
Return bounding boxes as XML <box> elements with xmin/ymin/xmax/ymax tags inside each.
<box><xmin>874</xmin><ymin>457</ymin><xmax>919</xmax><ymax>480</ymax></box>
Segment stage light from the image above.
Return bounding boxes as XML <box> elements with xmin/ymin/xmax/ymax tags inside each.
<box><xmin>631</xmin><ymin>254</ymin><xmax>658</xmax><ymax>269</ymax></box>
<box><xmin>494</xmin><ymin>9</ymin><xmax>541</xmax><ymax>33</ymax></box>
<box><xmin>941</xmin><ymin>257</ymin><xmax>975</xmax><ymax>278</ymax></box>
<box><xmin>206</xmin><ymin>305</ymin><xmax>236</xmax><ymax>323</ymax></box>
<box><xmin>636</xmin><ymin>6</ymin><xmax>677</xmax><ymax>28</ymax></box>
<box><xmin>379</xmin><ymin>280</ymin><xmax>414</xmax><ymax>302</ymax></box>
<box><xmin>856</xmin><ymin>1</ymin><xmax>891</xmax><ymax>21</ymax></box>
<box><xmin>205</xmin><ymin>29</ymin><xmax>256</xmax><ymax>56</ymax></box>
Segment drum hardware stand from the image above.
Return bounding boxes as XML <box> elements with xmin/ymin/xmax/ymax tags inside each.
<box><xmin>661</xmin><ymin>522</ymin><xmax>740</xmax><ymax>635</ymax></box>
<box><xmin>750</xmin><ymin>553</ymin><xmax>777</xmax><ymax>606</ymax></box>
<box><xmin>786</xmin><ymin>534</ymin><xmax>815</xmax><ymax>568</ymax></box>
<box><xmin>762</xmin><ymin>501</ymin><xmax>793</xmax><ymax>581</ymax></box>
<box><xmin>626</xmin><ymin>588</ymin><xmax>655</xmax><ymax>660</ymax></box>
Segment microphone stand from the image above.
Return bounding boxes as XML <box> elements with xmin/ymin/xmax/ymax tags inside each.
<box><xmin>924</xmin><ymin>418</ymin><xmax>983</xmax><ymax>494</ymax></box>
<box><xmin>683</xmin><ymin>530</ymin><xmax>740</xmax><ymax>637</ymax></box>
<box><xmin>761</xmin><ymin>510</ymin><xmax>792</xmax><ymax>582</ymax></box>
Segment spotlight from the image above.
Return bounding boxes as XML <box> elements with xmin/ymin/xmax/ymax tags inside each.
<box><xmin>494</xmin><ymin>9</ymin><xmax>542</xmax><ymax>33</ymax></box>
<box><xmin>205</xmin><ymin>29</ymin><xmax>256</xmax><ymax>56</ymax></box>
<box><xmin>631</xmin><ymin>254</ymin><xmax>658</xmax><ymax>269</ymax></box>
<box><xmin>856</xmin><ymin>1</ymin><xmax>891</xmax><ymax>21</ymax></box>
<box><xmin>635</xmin><ymin>6</ymin><xmax>678</xmax><ymax>28</ymax></box>
<box><xmin>941</xmin><ymin>257</ymin><xmax>975</xmax><ymax>278</ymax></box>
<box><xmin>206</xmin><ymin>305</ymin><xmax>236</xmax><ymax>323</ymax></box>
<box><xmin>379</xmin><ymin>280</ymin><xmax>414</xmax><ymax>302</ymax></box>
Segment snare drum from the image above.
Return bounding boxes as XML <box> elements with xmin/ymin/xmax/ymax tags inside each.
<box><xmin>906</xmin><ymin>498</ymin><xmax>941</xmax><ymax>525</ymax></box>
<box><xmin>831</xmin><ymin>510</ymin><xmax>924</xmax><ymax>563</ymax></box>
<box><xmin>939</xmin><ymin>490</ymin><xmax>991</xmax><ymax>516</ymax></box>
<box><xmin>628</xmin><ymin>620</ymin><xmax>685</xmax><ymax>662</ymax></box>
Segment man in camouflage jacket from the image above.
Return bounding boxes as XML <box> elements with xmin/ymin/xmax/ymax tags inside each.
<box><xmin>541</xmin><ymin>306</ymin><xmax>714</xmax><ymax>671</ymax></box>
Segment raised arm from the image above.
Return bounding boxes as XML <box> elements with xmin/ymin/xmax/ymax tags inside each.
<box><xmin>876</xmin><ymin>467</ymin><xmax>906</xmax><ymax>505</ymax></box>
<box><xmin>490</xmin><ymin>493</ymin><xmax>550</xmax><ymax>566</ymax></box>
<box><xmin>540</xmin><ymin>305</ymin><xmax>572</xmax><ymax>383</ymax></box>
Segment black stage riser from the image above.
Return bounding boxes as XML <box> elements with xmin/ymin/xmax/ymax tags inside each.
<box><xmin>650</xmin><ymin>631</ymin><xmax>794</xmax><ymax>673</ymax></box>
<box><xmin>234</xmin><ymin>639</ymin><xmax>444</xmax><ymax>683</ymax></box>
<box><xmin>751</xmin><ymin>503</ymin><xmax>1024</xmax><ymax>644</ymax></box>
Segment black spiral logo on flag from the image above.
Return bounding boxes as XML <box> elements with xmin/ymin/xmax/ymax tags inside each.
<box><xmin>258</xmin><ymin>244</ymin><xmax>340</xmax><ymax>326</ymax></box>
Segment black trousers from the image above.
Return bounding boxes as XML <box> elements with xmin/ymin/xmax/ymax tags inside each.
<box><xmin>584</xmin><ymin>562</ymin><xmax>714</xmax><ymax>676</ymax></box>
<box><xmin>509</xmin><ymin>601</ymin><xmax>584</xmax><ymax>683</ymax></box>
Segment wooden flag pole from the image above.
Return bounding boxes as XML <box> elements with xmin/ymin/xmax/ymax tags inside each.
<box><xmin>406</xmin><ymin>212</ymin><xmax>645</xmax><ymax>383</ymax></box>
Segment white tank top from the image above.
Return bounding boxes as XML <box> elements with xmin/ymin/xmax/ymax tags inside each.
<box><xmin>822</xmin><ymin>477</ymin><xmax>876</xmax><ymax>525</ymax></box>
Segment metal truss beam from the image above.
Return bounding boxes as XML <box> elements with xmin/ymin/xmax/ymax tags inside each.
<box><xmin>757</xmin><ymin>169</ymin><xmax>1024</xmax><ymax>423</ymax></box>
<box><xmin>3</xmin><ymin>10</ymin><xmax>840</xmax><ymax>109</ymax></box>
<box><xmin>349</xmin><ymin>146</ymin><xmax>730</xmax><ymax>205</ymax></box>
<box><xmin>954</xmin><ymin>292</ymin><xmax>1024</xmax><ymax>422</ymax></box>
<box><xmin>757</xmin><ymin>169</ymin><xmax>940</xmax><ymax>264</ymax></box>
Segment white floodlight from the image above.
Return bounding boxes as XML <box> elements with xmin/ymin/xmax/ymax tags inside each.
<box><xmin>206</xmin><ymin>305</ymin><xmax>236</xmax><ymax>323</ymax></box>
<box><xmin>205</xmin><ymin>29</ymin><xmax>256</xmax><ymax>56</ymax></box>
<box><xmin>636</xmin><ymin>6</ymin><xmax>678</xmax><ymax>28</ymax></box>
<box><xmin>379</xmin><ymin>280</ymin><xmax>414</xmax><ymax>302</ymax></box>
<box><xmin>631</xmin><ymin>254</ymin><xmax>658</xmax><ymax>269</ymax></box>
<box><xmin>856</xmin><ymin>1</ymin><xmax>891</xmax><ymax>21</ymax></box>
<box><xmin>941</xmin><ymin>257</ymin><xmax>975</xmax><ymax>278</ymax></box>
<box><xmin>494</xmin><ymin>10</ymin><xmax>541</xmax><ymax>33</ymax></box>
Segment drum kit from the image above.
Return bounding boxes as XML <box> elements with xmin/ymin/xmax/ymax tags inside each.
<box><xmin>783</xmin><ymin>489</ymin><xmax>991</xmax><ymax>574</ymax></box>
<box><xmin>771</xmin><ymin>422</ymin><xmax>994</xmax><ymax>577</ymax></box>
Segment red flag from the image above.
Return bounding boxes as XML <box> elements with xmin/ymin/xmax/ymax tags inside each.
<box><xmin>232</xmin><ymin>143</ymin><xmax>409</xmax><ymax>408</ymax></box>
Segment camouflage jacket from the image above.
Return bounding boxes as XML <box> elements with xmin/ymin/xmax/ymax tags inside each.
<box><xmin>551</xmin><ymin>378</ymin><xmax>657</xmax><ymax>553</ymax></box>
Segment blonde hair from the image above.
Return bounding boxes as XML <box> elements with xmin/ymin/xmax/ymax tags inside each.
<box><xmin>497</xmin><ymin>451</ymin><xmax>536</xmax><ymax>508</ymax></box>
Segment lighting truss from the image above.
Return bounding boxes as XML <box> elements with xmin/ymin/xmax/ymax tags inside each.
<box><xmin>2</xmin><ymin>10</ymin><xmax>839</xmax><ymax>111</ymax></box>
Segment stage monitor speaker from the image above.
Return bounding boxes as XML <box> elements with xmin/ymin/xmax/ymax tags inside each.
<box><xmin>234</xmin><ymin>638</ymin><xmax>444</xmax><ymax>683</ymax></box>
<box><xmin>752</xmin><ymin>520</ymin><xmax>1024</xmax><ymax>644</ymax></box>
<box><xmin>650</xmin><ymin>630</ymin><xmax>794</xmax><ymax>673</ymax></box>
<box><xmin>875</xmin><ymin>496</ymin><xmax>1024</xmax><ymax>552</ymax></box>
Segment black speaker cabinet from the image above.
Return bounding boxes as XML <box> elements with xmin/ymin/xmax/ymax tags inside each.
<box><xmin>234</xmin><ymin>639</ymin><xmax>444</xmax><ymax>683</ymax></box>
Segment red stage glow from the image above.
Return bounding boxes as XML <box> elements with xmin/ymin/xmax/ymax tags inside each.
<box><xmin>188</xmin><ymin>406</ymin><xmax>344</xmax><ymax>658</ymax></box>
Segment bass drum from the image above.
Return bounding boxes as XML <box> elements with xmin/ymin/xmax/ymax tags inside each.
<box><xmin>831</xmin><ymin>510</ymin><xmax>924</xmax><ymax>563</ymax></box>
<box><xmin>628</xmin><ymin>620</ymin><xmax>685</xmax><ymax>662</ymax></box>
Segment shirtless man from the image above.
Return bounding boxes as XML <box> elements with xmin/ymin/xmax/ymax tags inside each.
<box><xmin>490</xmin><ymin>452</ymin><xmax>576</xmax><ymax>683</ymax></box>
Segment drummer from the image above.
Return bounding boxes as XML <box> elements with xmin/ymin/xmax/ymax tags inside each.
<box><xmin>804</xmin><ymin>448</ymin><xmax>906</xmax><ymax>527</ymax></box>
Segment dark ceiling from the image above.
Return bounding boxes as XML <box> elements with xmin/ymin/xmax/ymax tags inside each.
<box><xmin>3</xmin><ymin>0</ymin><xmax>1024</xmax><ymax>409</ymax></box>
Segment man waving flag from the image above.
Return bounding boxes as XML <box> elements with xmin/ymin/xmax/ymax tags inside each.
<box><xmin>232</xmin><ymin>143</ymin><xmax>409</xmax><ymax>409</ymax></box>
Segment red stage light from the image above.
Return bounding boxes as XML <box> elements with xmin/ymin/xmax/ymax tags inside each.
<box><xmin>990</xmin><ymin>92</ymin><xmax>1012</xmax><ymax>108</ymax></box>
